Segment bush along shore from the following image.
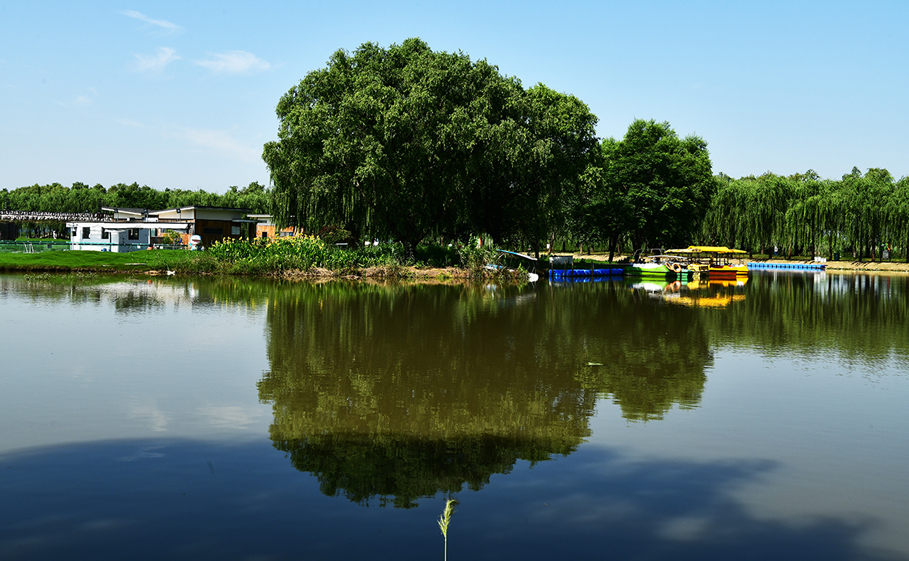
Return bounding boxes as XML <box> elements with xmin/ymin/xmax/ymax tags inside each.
<box><xmin>0</xmin><ymin>236</ymin><xmax>533</xmax><ymax>281</ymax></box>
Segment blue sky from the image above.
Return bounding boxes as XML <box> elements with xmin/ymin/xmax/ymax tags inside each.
<box><xmin>2</xmin><ymin>0</ymin><xmax>907</xmax><ymax>193</ymax></box>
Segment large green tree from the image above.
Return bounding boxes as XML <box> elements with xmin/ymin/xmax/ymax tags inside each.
<box><xmin>605</xmin><ymin>120</ymin><xmax>714</xmax><ymax>251</ymax></box>
<box><xmin>573</xmin><ymin>120</ymin><xmax>714</xmax><ymax>257</ymax></box>
<box><xmin>262</xmin><ymin>38</ymin><xmax>598</xmax><ymax>252</ymax></box>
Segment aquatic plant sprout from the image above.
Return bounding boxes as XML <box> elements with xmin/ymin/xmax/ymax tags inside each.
<box><xmin>438</xmin><ymin>498</ymin><xmax>458</xmax><ymax>561</ymax></box>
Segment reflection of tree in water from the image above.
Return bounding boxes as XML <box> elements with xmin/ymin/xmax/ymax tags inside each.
<box><xmin>573</xmin><ymin>284</ymin><xmax>714</xmax><ymax>421</ymax></box>
<box><xmin>258</xmin><ymin>281</ymin><xmax>712</xmax><ymax>506</ymax></box>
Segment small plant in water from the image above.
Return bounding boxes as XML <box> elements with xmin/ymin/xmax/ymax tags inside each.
<box><xmin>438</xmin><ymin>498</ymin><xmax>458</xmax><ymax>561</ymax></box>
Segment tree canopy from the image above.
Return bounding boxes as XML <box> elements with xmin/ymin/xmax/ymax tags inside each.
<box><xmin>699</xmin><ymin>167</ymin><xmax>909</xmax><ymax>261</ymax></box>
<box><xmin>262</xmin><ymin>38</ymin><xmax>598</xmax><ymax>251</ymax></box>
<box><xmin>572</xmin><ymin>120</ymin><xmax>715</xmax><ymax>258</ymax></box>
<box><xmin>0</xmin><ymin>181</ymin><xmax>269</xmax><ymax>214</ymax></box>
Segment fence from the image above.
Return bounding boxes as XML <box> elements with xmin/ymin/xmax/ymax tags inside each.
<box><xmin>0</xmin><ymin>241</ymin><xmax>187</xmax><ymax>253</ymax></box>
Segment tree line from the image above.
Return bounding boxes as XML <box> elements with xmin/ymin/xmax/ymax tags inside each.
<box><xmin>700</xmin><ymin>168</ymin><xmax>909</xmax><ymax>262</ymax></box>
<box><xmin>0</xmin><ymin>181</ymin><xmax>269</xmax><ymax>215</ymax></box>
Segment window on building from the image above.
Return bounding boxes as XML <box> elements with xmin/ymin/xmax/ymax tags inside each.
<box><xmin>202</xmin><ymin>227</ymin><xmax>223</xmax><ymax>235</ymax></box>
<box><xmin>101</xmin><ymin>229</ymin><xmax>110</xmax><ymax>240</ymax></box>
<box><xmin>82</xmin><ymin>227</ymin><xmax>90</xmax><ymax>239</ymax></box>
<box><xmin>128</xmin><ymin>228</ymin><xmax>140</xmax><ymax>240</ymax></box>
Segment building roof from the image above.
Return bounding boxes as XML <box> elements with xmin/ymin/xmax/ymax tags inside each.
<box><xmin>66</xmin><ymin>221</ymin><xmax>191</xmax><ymax>230</ymax></box>
<box><xmin>148</xmin><ymin>206</ymin><xmax>252</xmax><ymax>215</ymax></box>
<box><xmin>101</xmin><ymin>207</ymin><xmax>148</xmax><ymax>215</ymax></box>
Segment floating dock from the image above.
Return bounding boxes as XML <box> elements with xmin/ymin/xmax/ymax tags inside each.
<box><xmin>747</xmin><ymin>262</ymin><xmax>826</xmax><ymax>271</ymax></box>
<box><xmin>548</xmin><ymin>267</ymin><xmax>624</xmax><ymax>279</ymax></box>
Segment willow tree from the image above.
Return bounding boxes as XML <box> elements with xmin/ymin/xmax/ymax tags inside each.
<box><xmin>484</xmin><ymin>83</ymin><xmax>599</xmax><ymax>255</ymax></box>
<box><xmin>700</xmin><ymin>173</ymin><xmax>751</xmax><ymax>251</ymax></box>
<box><xmin>839</xmin><ymin>167</ymin><xmax>893</xmax><ymax>261</ymax></box>
<box><xmin>262</xmin><ymin>38</ymin><xmax>597</xmax><ymax>252</ymax></box>
<box><xmin>885</xmin><ymin>177</ymin><xmax>909</xmax><ymax>262</ymax></box>
<box><xmin>782</xmin><ymin>171</ymin><xmax>826</xmax><ymax>258</ymax></box>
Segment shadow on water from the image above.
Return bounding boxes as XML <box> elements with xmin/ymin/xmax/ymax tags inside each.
<box><xmin>0</xmin><ymin>439</ymin><xmax>901</xmax><ymax>561</ymax></box>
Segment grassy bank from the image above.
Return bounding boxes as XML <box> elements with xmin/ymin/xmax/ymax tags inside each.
<box><xmin>0</xmin><ymin>249</ymin><xmax>193</xmax><ymax>272</ymax></box>
<box><xmin>0</xmin><ymin>237</ymin><xmax>502</xmax><ymax>279</ymax></box>
<box><xmin>9</xmin><ymin>238</ymin><xmax>903</xmax><ymax>278</ymax></box>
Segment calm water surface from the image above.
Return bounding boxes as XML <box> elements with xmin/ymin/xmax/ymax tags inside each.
<box><xmin>1</xmin><ymin>272</ymin><xmax>908</xmax><ymax>560</ymax></box>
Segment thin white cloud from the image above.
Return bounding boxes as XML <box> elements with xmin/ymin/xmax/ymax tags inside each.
<box><xmin>172</xmin><ymin>126</ymin><xmax>261</xmax><ymax>163</ymax></box>
<box><xmin>118</xmin><ymin>118</ymin><xmax>145</xmax><ymax>128</ymax></box>
<box><xmin>74</xmin><ymin>87</ymin><xmax>97</xmax><ymax>106</ymax></box>
<box><xmin>121</xmin><ymin>10</ymin><xmax>181</xmax><ymax>33</ymax></box>
<box><xmin>131</xmin><ymin>47</ymin><xmax>180</xmax><ymax>73</ymax></box>
<box><xmin>195</xmin><ymin>51</ymin><xmax>270</xmax><ymax>75</ymax></box>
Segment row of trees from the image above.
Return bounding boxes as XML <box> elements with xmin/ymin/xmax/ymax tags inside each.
<box><xmin>0</xmin><ymin>181</ymin><xmax>269</xmax><ymax>215</ymax></box>
<box><xmin>264</xmin><ymin>39</ymin><xmax>909</xmax><ymax>261</ymax></box>
<box><xmin>263</xmin><ymin>39</ymin><xmax>720</xmax><ymax>258</ymax></box>
<box><xmin>701</xmin><ymin>168</ymin><xmax>909</xmax><ymax>261</ymax></box>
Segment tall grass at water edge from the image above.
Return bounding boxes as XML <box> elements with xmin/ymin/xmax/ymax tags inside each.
<box><xmin>206</xmin><ymin>236</ymin><xmax>461</xmax><ymax>275</ymax></box>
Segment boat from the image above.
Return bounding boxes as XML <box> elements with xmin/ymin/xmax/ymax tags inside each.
<box><xmin>626</xmin><ymin>248</ymin><xmax>692</xmax><ymax>279</ymax></box>
<box><xmin>485</xmin><ymin>250</ymin><xmax>539</xmax><ymax>282</ymax></box>
<box><xmin>665</xmin><ymin>246</ymin><xmax>748</xmax><ymax>279</ymax></box>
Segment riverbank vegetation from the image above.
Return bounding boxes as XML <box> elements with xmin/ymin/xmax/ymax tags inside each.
<box><xmin>0</xmin><ymin>237</ymin><xmax>506</xmax><ymax>279</ymax></box>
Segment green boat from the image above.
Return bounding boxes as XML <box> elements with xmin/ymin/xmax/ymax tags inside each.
<box><xmin>627</xmin><ymin>262</ymin><xmax>692</xmax><ymax>279</ymax></box>
<box><xmin>626</xmin><ymin>249</ymin><xmax>692</xmax><ymax>279</ymax></box>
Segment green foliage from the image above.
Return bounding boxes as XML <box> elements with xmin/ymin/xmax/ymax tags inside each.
<box><xmin>414</xmin><ymin>243</ymin><xmax>460</xmax><ymax>268</ymax></box>
<box><xmin>1</xmin><ymin>181</ymin><xmax>270</xmax><ymax>214</ymax></box>
<box><xmin>569</xmin><ymin>120</ymin><xmax>714</xmax><ymax>259</ymax></box>
<box><xmin>160</xmin><ymin>230</ymin><xmax>183</xmax><ymax>245</ymax></box>
<box><xmin>262</xmin><ymin>38</ymin><xmax>598</xmax><ymax>252</ymax></box>
<box><xmin>206</xmin><ymin>235</ymin><xmax>409</xmax><ymax>273</ymax></box>
<box><xmin>456</xmin><ymin>237</ymin><xmax>500</xmax><ymax>274</ymax></box>
<box><xmin>700</xmin><ymin>168</ymin><xmax>908</xmax><ymax>261</ymax></box>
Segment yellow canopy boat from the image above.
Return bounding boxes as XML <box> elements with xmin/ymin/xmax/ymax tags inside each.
<box><xmin>665</xmin><ymin>246</ymin><xmax>748</xmax><ymax>279</ymax></box>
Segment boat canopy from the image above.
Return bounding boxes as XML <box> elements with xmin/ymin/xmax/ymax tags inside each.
<box><xmin>666</xmin><ymin>246</ymin><xmax>747</xmax><ymax>255</ymax></box>
<box><xmin>497</xmin><ymin>249</ymin><xmax>538</xmax><ymax>261</ymax></box>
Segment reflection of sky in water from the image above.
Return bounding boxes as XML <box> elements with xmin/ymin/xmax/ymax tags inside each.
<box><xmin>2</xmin><ymin>274</ymin><xmax>909</xmax><ymax>560</ymax></box>
<box><xmin>0</xmin><ymin>277</ymin><xmax>272</xmax><ymax>452</ymax></box>
<box><xmin>588</xmin><ymin>349</ymin><xmax>909</xmax><ymax>555</ymax></box>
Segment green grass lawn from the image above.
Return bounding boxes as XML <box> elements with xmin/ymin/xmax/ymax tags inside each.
<box><xmin>0</xmin><ymin>249</ymin><xmax>201</xmax><ymax>272</ymax></box>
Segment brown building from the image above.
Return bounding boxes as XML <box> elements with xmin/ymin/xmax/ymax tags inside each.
<box><xmin>249</xmin><ymin>214</ymin><xmax>295</xmax><ymax>239</ymax></box>
<box><xmin>149</xmin><ymin>206</ymin><xmax>254</xmax><ymax>248</ymax></box>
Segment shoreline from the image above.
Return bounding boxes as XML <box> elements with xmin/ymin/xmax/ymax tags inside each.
<box><xmin>561</xmin><ymin>252</ymin><xmax>909</xmax><ymax>274</ymax></box>
<box><xmin>4</xmin><ymin>250</ymin><xmax>909</xmax><ymax>278</ymax></box>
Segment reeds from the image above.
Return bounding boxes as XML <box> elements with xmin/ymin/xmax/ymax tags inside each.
<box><xmin>438</xmin><ymin>498</ymin><xmax>458</xmax><ymax>561</ymax></box>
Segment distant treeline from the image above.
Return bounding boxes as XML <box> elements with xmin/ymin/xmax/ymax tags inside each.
<box><xmin>700</xmin><ymin>167</ymin><xmax>909</xmax><ymax>261</ymax></box>
<box><xmin>0</xmin><ymin>181</ymin><xmax>269</xmax><ymax>215</ymax></box>
<box><xmin>4</xmin><ymin>165</ymin><xmax>909</xmax><ymax>263</ymax></box>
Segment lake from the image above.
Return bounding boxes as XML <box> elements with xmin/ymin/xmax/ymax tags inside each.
<box><xmin>1</xmin><ymin>271</ymin><xmax>908</xmax><ymax>560</ymax></box>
